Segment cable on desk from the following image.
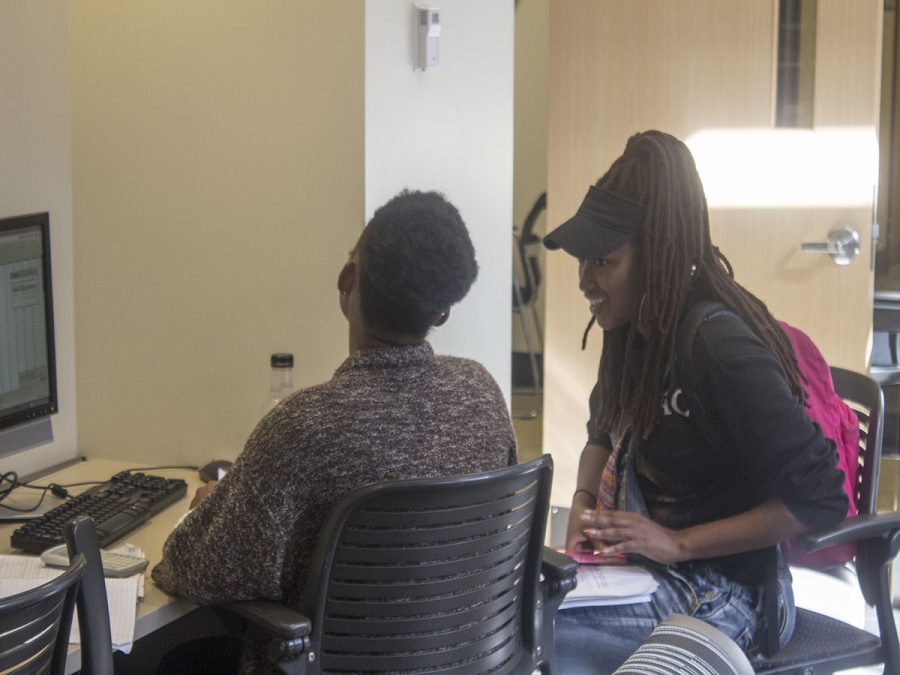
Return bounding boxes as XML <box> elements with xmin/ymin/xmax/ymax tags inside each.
<box><xmin>122</xmin><ymin>465</ymin><xmax>199</xmax><ymax>473</ymax></box>
<box><xmin>0</xmin><ymin>465</ymin><xmax>198</xmax><ymax>514</ymax></box>
<box><xmin>0</xmin><ymin>471</ymin><xmax>56</xmax><ymax>512</ymax></box>
<box><xmin>0</xmin><ymin>471</ymin><xmax>107</xmax><ymax>513</ymax></box>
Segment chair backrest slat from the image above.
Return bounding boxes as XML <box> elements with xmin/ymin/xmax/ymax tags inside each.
<box><xmin>328</xmin><ymin>545</ymin><xmax>529</xmax><ymax>606</ymax></box>
<box><xmin>323</xmin><ymin>589</ymin><xmax>519</xmax><ymax>635</ymax></box>
<box><xmin>334</xmin><ymin>512</ymin><xmax>533</xmax><ymax>564</ymax></box>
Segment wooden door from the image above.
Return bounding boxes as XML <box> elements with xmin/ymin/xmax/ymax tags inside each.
<box><xmin>544</xmin><ymin>0</ymin><xmax>882</xmax><ymax>503</ymax></box>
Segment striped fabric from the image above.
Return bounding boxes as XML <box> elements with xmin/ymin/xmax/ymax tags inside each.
<box><xmin>614</xmin><ymin>614</ymin><xmax>754</xmax><ymax>675</ymax></box>
<box><xmin>597</xmin><ymin>444</ymin><xmax>620</xmax><ymax>511</ymax></box>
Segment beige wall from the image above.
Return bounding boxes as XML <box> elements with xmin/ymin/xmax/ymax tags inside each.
<box><xmin>71</xmin><ymin>1</ymin><xmax>365</xmax><ymax>465</ymax></box>
<box><xmin>365</xmin><ymin>0</ymin><xmax>515</xmax><ymax>393</ymax></box>
<box><xmin>0</xmin><ymin>1</ymin><xmax>77</xmax><ymax>474</ymax></box>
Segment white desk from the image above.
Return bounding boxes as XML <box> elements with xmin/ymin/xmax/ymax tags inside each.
<box><xmin>0</xmin><ymin>458</ymin><xmax>204</xmax><ymax>673</ymax></box>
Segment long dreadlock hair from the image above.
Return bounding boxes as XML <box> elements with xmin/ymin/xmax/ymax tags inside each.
<box><xmin>591</xmin><ymin>130</ymin><xmax>804</xmax><ymax>442</ymax></box>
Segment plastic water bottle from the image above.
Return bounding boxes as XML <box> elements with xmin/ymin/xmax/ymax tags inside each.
<box><xmin>264</xmin><ymin>353</ymin><xmax>294</xmax><ymax>414</ymax></box>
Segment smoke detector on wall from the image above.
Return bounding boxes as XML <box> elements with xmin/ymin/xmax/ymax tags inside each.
<box><xmin>414</xmin><ymin>3</ymin><xmax>441</xmax><ymax>71</ymax></box>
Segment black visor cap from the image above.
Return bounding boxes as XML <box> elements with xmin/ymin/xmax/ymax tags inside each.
<box><xmin>543</xmin><ymin>186</ymin><xmax>646</xmax><ymax>260</ymax></box>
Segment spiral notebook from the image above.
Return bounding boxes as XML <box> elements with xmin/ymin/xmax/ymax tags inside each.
<box><xmin>560</xmin><ymin>564</ymin><xmax>659</xmax><ymax>608</ymax></box>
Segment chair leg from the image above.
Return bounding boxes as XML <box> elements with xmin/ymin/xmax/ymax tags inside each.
<box><xmin>875</xmin><ymin>562</ymin><xmax>900</xmax><ymax>673</ymax></box>
<box><xmin>536</xmin><ymin>619</ymin><xmax>558</xmax><ymax>675</ymax></box>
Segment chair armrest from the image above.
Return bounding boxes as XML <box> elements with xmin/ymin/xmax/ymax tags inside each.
<box><xmin>222</xmin><ymin>600</ymin><xmax>312</xmax><ymax>671</ymax></box>
<box><xmin>536</xmin><ymin>546</ymin><xmax>578</xmax><ymax>671</ymax></box>
<box><xmin>541</xmin><ymin>546</ymin><xmax>578</xmax><ymax>603</ymax></box>
<box><xmin>222</xmin><ymin>600</ymin><xmax>311</xmax><ymax>640</ymax></box>
<box><xmin>541</xmin><ymin>546</ymin><xmax>579</xmax><ymax>585</ymax></box>
<box><xmin>796</xmin><ymin>511</ymin><xmax>900</xmax><ymax>551</ymax></box>
<box><xmin>797</xmin><ymin>511</ymin><xmax>900</xmax><ymax>614</ymax></box>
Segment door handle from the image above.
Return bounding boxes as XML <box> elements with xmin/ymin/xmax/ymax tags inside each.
<box><xmin>800</xmin><ymin>227</ymin><xmax>860</xmax><ymax>265</ymax></box>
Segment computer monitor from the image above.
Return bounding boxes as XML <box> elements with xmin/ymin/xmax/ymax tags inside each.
<box><xmin>0</xmin><ymin>212</ymin><xmax>58</xmax><ymax>430</ymax></box>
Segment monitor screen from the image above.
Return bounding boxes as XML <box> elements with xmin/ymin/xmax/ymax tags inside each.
<box><xmin>0</xmin><ymin>213</ymin><xmax>57</xmax><ymax>430</ymax></box>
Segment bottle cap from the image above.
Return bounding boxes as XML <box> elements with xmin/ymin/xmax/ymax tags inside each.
<box><xmin>271</xmin><ymin>353</ymin><xmax>294</xmax><ymax>368</ymax></box>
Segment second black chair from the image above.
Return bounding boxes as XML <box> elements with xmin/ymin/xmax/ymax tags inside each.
<box><xmin>221</xmin><ymin>455</ymin><xmax>577</xmax><ymax>674</ymax></box>
<box><xmin>754</xmin><ymin>367</ymin><xmax>900</xmax><ymax>674</ymax></box>
<box><xmin>0</xmin><ymin>515</ymin><xmax>113</xmax><ymax>675</ymax></box>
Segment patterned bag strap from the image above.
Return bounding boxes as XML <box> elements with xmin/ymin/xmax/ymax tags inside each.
<box><xmin>597</xmin><ymin>444</ymin><xmax>620</xmax><ymax>511</ymax></box>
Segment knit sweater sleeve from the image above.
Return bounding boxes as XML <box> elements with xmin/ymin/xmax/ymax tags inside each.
<box><xmin>151</xmin><ymin>412</ymin><xmax>301</xmax><ymax>605</ymax></box>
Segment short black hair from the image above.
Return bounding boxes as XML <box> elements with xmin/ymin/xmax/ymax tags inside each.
<box><xmin>356</xmin><ymin>190</ymin><xmax>478</xmax><ymax>338</ymax></box>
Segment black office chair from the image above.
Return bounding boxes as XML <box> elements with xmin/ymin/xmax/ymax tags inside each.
<box><xmin>0</xmin><ymin>516</ymin><xmax>113</xmax><ymax>675</ymax></box>
<box><xmin>66</xmin><ymin>515</ymin><xmax>115</xmax><ymax>674</ymax></box>
<box><xmin>753</xmin><ymin>366</ymin><xmax>900</xmax><ymax>674</ymax></box>
<box><xmin>221</xmin><ymin>455</ymin><xmax>577</xmax><ymax>674</ymax></box>
<box><xmin>0</xmin><ymin>542</ymin><xmax>84</xmax><ymax>673</ymax></box>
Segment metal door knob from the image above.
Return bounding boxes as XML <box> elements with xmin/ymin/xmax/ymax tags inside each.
<box><xmin>800</xmin><ymin>227</ymin><xmax>860</xmax><ymax>265</ymax></box>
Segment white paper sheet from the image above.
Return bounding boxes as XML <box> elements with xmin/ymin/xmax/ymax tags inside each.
<box><xmin>560</xmin><ymin>564</ymin><xmax>659</xmax><ymax>609</ymax></box>
<box><xmin>0</xmin><ymin>553</ymin><xmax>141</xmax><ymax>653</ymax></box>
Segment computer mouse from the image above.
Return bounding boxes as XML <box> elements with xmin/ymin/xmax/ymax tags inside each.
<box><xmin>199</xmin><ymin>459</ymin><xmax>233</xmax><ymax>483</ymax></box>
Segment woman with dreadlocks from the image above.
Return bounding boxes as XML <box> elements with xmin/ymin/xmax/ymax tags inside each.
<box><xmin>545</xmin><ymin>131</ymin><xmax>847</xmax><ymax>672</ymax></box>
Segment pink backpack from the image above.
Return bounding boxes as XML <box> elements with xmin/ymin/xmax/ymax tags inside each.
<box><xmin>670</xmin><ymin>303</ymin><xmax>860</xmax><ymax>570</ymax></box>
<box><xmin>777</xmin><ymin>322</ymin><xmax>859</xmax><ymax>569</ymax></box>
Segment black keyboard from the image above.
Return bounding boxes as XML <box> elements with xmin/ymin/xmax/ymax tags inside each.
<box><xmin>10</xmin><ymin>471</ymin><xmax>188</xmax><ymax>553</ymax></box>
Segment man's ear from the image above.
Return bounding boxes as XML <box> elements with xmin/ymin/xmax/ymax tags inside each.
<box><xmin>433</xmin><ymin>309</ymin><xmax>450</xmax><ymax>327</ymax></box>
<box><xmin>337</xmin><ymin>260</ymin><xmax>356</xmax><ymax>295</ymax></box>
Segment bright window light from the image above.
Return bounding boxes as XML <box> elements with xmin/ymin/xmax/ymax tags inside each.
<box><xmin>685</xmin><ymin>127</ymin><xmax>878</xmax><ymax>209</ymax></box>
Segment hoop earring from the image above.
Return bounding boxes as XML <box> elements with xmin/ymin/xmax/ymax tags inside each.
<box><xmin>638</xmin><ymin>293</ymin><xmax>648</xmax><ymax>324</ymax></box>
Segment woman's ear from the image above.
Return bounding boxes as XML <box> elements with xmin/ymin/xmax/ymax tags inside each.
<box><xmin>337</xmin><ymin>259</ymin><xmax>356</xmax><ymax>296</ymax></box>
<box><xmin>337</xmin><ymin>260</ymin><xmax>357</xmax><ymax>319</ymax></box>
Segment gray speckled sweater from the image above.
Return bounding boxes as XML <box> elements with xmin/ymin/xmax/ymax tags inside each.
<box><xmin>151</xmin><ymin>342</ymin><xmax>516</xmax><ymax>671</ymax></box>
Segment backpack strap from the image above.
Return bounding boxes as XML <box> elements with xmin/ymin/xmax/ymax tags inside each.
<box><xmin>674</xmin><ymin>301</ymin><xmax>733</xmax><ymax>450</ymax></box>
<box><xmin>676</xmin><ymin>300</ymin><xmax>782</xmax><ymax>657</ymax></box>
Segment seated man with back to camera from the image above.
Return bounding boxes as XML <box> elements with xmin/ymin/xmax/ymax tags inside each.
<box><xmin>151</xmin><ymin>190</ymin><xmax>518</xmax><ymax>673</ymax></box>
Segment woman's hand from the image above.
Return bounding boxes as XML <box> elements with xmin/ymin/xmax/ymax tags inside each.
<box><xmin>566</xmin><ymin>491</ymin><xmax>599</xmax><ymax>552</ymax></box>
<box><xmin>190</xmin><ymin>480</ymin><xmax>219</xmax><ymax>509</ymax></box>
<box><xmin>566</xmin><ymin>507</ymin><xmax>593</xmax><ymax>552</ymax></box>
<box><xmin>581</xmin><ymin>508</ymin><xmax>685</xmax><ymax>565</ymax></box>
<box><xmin>566</xmin><ymin>440</ymin><xmax>614</xmax><ymax>552</ymax></box>
<box><xmin>580</xmin><ymin>499</ymin><xmax>808</xmax><ymax>566</ymax></box>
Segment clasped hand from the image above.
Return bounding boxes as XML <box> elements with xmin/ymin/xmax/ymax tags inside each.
<box><xmin>190</xmin><ymin>480</ymin><xmax>218</xmax><ymax>509</ymax></box>
<box><xmin>580</xmin><ymin>508</ymin><xmax>685</xmax><ymax>565</ymax></box>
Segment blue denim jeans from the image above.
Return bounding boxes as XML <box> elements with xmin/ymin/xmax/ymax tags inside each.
<box><xmin>554</xmin><ymin>561</ymin><xmax>795</xmax><ymax>674</ymax></box>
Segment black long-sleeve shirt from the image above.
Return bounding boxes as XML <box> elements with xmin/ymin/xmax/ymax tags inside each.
<box><xmin>589</xmin><ymin>308</ymin><xmax>847</xmax><ymax>583</ymax></box>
